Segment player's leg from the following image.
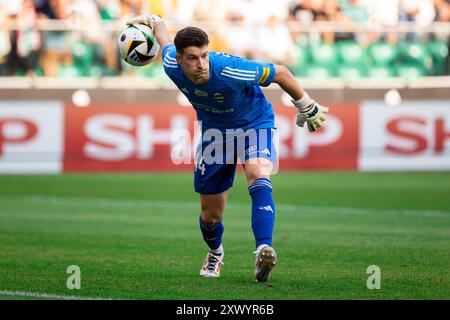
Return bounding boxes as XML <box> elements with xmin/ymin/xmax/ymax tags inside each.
<box><xmin>195</xmin><ymin>138</ymin><xmax>237</xmax><ymax>277</ymax></box>
<box><xmin>199</xmin><ymin>191</ymin><xmax>227</xmax><ymax>251</ymax></box>
<box><xmin>244</xmin><ymin>158</ymin><xmax>277</xmax><ymax>282</ymax></box>
<box><xmin>241</xmin><ymin>128</ymin><xmax>278</xmax><ymax>282</ymax></box>
<box><xmin>244</xmin><ymin>158</ymin><xmax>276</xmax><ymax>249</ymax></box>
<box><xmin>198</xmin><ymin>191</ymin><xmax>227</xmax><ymax>277</ymax></box>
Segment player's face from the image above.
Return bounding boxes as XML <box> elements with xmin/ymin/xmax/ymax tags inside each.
<box><xmin>177</xmin><ymin>46</ymin><xmax>210</xmax><ymax>84</ymax></box>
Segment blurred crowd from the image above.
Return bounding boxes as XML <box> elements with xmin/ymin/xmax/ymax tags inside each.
<box><xmin>0</xmin><ymin>0</ymin><xmax>449</xmax><ymax>77</ymax></box>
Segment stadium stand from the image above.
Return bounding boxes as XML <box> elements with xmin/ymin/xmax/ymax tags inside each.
<box><xmin>0</xmin><ymin>0</ymin><xmax>448</xmax><ymax>79</ymax></box>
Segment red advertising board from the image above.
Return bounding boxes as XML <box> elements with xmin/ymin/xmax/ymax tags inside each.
<box><xmin>274</xmin><ymin>102</ymin><xmax>359</xmax><ymax>170</ymax></box>
<box><xmin>64</xmin><ymin>103</ymin><xmax>199</xmax><ymax>171</ymax></box>
<box><xmin>1</xmin><ymin>100</ymin><xmax>448</xmax><ymax>174</ymax></box>
<box><xmin>63</xmin><ymin>102</ymin><xmax>359</xmax><ymax>172</ymax></box>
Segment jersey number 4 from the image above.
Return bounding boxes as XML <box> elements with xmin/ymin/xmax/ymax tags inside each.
<box><xmin>195</xmin><ymin>156</ymin><xmax>206</xmax><ymax>175</ymax></box>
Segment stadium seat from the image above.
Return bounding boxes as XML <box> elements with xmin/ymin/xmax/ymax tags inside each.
<box><xmin>87</xmin><ymin>65</ymin><xmax>104</xmax><ymax>78</ymax></box>
<box><xmin>289</xmin><ymin>43</ymin><xmax>310</xmax><ymax>76</ymax></box>
<box><xmin>137</xmin><ymin>62</ymin><xmax>165</xmax><ymax>78</ymax></box>
<box><xmin>398</xmin><ymin>41</ymin><xmax>432</xmax><ymax>71</ymax></box>
<box><xmin>72</xmin><ymin>41</ymin><xmax>96</xmax><ymax>76</ymax></box>
<box><xmin>337</xmin><ymin>40</ymin><xmax>366</xmax><ymax>66</ymax></box>
<box><xmin>396</xmin><ymin>62</ymin><xmax>426</xmax><ymax>78</ymax></box>
<box><xmin>14</xmin><ymin>70</ymin><xmax>26</xmax><ymax>77</ymax></box>
<box><xmin>366</xmin><ymin>65</ymin><xmax>397</xmax><ymax>78</ymax></box>
<box><xmin>368</xmin><ymin>41</ymin><xmax>398</xmax><ymax>66</ymax></box>
<box><xmin>305</xmin><ymin>64</ymin><xmax>336</xmax><ymax>78</ymax></box>
<box><xmin>428</xmin><ymin>40</ymin><xmax>449</xmax><ymax>75</ymax></box>
<box><xmin>151</xmin><ymin>63</ymin><xmax>166</xmax><ymax>78</ymax></box>
<box><xmin>337</xmin><ymin>65</ymin><xmax>365</xmax><ymax>79</ymax></box>
<box><xmin>102</xmin><ymin>66</ymin><xmax>118</xmax><ymax>76</ymax></box>
<box><xmin>309</xmin><ymin>43</ymin><xmax>338</xmax><ymax>68</ymax></box>
<box><xmin>57</xmin><ymin>64</ymin><xmax>82</xmax><ymax>78</ymax></box>
<box><xmin>137</xmin><ymin>66</ymin><xmax>153</xmax><ymax>78</ymax></box>
<box><xmin>33</xmin><ymin>67</ymin><xmax>44</xmax><ymax>77</ymax></box>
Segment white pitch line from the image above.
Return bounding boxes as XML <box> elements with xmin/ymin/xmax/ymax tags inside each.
<box><xmin>0</xmin><ymin>195</ymin><xmax>449</xmax><ymax>218</ymax></box>
<box><xmin>0</xmin><ymin>290</ymin><xmax>113</xmax><ymax>300</ymax></box>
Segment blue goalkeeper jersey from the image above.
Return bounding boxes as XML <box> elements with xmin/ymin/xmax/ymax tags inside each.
<box><xmin>162</xmin><ymin>44</ymin><xmax>276</xmax><ymax>132</ymax></box>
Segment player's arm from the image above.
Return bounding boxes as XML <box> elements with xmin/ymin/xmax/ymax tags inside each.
<box><xmin>272</xmin><ymin>65</ymin><xmax>329</xmax><ymax>132</ymax></box>
<box><xmin>153</xmin><ymin>22</ymin><xmax>173</xmax><ymax>49</ymax></box>
<box><xmin>126</xmin><ymin>13</ymin><xmax>173</xmax><ymax>49</ymax></box>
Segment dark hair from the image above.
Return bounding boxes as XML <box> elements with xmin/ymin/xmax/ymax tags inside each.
<box><xmin>174</xmin><ymin>26</ymin><xmax>209</xmax><ymax>54</ymax></box>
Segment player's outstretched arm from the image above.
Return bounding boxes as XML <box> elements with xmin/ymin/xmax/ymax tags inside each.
<box><xmin>126</xmin><ymin>13</ymin><xmax>173</xmax><ymax>49</ymax></box>
<box><xmin>272</xmin><ymin>65</ymin><xmax>329</xmax><ymax>132</ymax></box>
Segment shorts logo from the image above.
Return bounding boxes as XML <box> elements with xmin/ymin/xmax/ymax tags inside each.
<box><xmin>261</xmin><ymin>148</ymin><xmax>271</xmax><ymax>156</ymax></box>
<box><xmin>245</xmin><ymin>145</ymin><xmax>257</xmax><ymax>155</ymax></box>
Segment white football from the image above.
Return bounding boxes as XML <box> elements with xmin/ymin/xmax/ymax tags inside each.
<box><xmin>118</xmin><ymin>24</ymin><xmax>160</xmax><ymax>66</ymax></box>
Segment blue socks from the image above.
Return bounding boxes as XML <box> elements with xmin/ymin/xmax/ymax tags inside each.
<box><xmin>248</xmin><ymin>178</ymin><xmax>275</xmax><ymax>249</ymax></box>
<box><xmin>199</xmin><ymin>178</ymin><xmax>275</xmax><ymax>251</ymax></box>
<box><xmin>199</xmin><ymin>216</ymin><xmax>224</xmax><ymax>250</ymax></box>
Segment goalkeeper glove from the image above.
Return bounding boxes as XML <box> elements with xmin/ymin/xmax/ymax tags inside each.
<box><xmin>292</xmin><ymin>92</ymin><xmax>329</xmax><ymax>132</ymax></box>
<box><xmin>126</xmin><ymin>13</ymin><xmax>163</xmax><ymax>30</ymax></box>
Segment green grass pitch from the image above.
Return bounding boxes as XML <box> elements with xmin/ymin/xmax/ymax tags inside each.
<box><xmin>0</xmin><ymin>172</ymin><xmax>449</xmax><ymax>300</ymax></box>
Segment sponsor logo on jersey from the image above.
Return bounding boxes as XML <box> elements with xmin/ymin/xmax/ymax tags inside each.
<box><xmin>213</xmin><ymin>93</ymin><xmax>225</xmax><ymax>103</ymax></box>
<box><xmin>194</xmin><ymin>89</ymin><xmax>208</xmax><ymax>97</ymax></box>
<box><xmin>192</xmin><ymin>102</ymin><xmax>234</xmax><ymax>113</ymax></box>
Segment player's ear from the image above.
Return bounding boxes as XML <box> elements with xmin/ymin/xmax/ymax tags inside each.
<box><xmin>175</xmin><ymin>53</ymin><xmax>182</xmax><ymax>63</ymax></box>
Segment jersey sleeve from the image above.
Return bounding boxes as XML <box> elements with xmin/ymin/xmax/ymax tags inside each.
<box><xmin>162</xmin><ymin>44</ymin><xmax>178</xmax><ymax>73</ymax></box>
<box><xmin>217</xmin><ymin>54</ymin><xmax>276</xmax><ymax>89</ymax></box>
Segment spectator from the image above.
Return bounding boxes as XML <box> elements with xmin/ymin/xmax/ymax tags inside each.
<box><xmin>69</xmin><ymin>0</ymin><xmax>110</xmax><ymax>76</ymax></box>
<box><xmin>0</xmin><ymin>0</ymin><xmax>449</xmax><ymax>77</ymax></box>
<box><xmin>255</xmin><ymin>14</ymin><xmax>296</xmax><ymax>64</ymax></box>
<box><xmin>14</xmin><ymin>0</ymin><xmax>43</xmax><ymax>76</ymax></box>
<box><xmin>357</xmin><ymin>0</ymin><xmax>401</xmax><ymax>45</ymax></box>
<box><xmin>435</xmin><ymin>0</ymin><xmax>450</xmax><ymax>21</ymax></box>
<box><xmin>221</xmin><ymin>11</ymin><xmax>257</xmax><ymax>59</ymax></box>
<box><xmin>34</xmin><ymin>0</ymin><xmax>57</xmax><ymax>19</ymax></box>
<box><xmin>2</xmin><ymin>0</ymin><xmax>43</xmax><ymax>76</ymax></box>
<box><xmin>400</xmin><ymin>0</ymin><xmax>436</xmax><ymax>40</ymax></box>
<box><xmin>39</xmin><ymin>0</ymin><xmax>72</xmax><ymax>76</ymax></box>
<box><xmin>323</xmin><ymin>0</ymin><xmax>354</xmax><ymax>42</ymax></box>
<box><xmin>119</xmin><ymin>0</ymin><xmax>142</xmax><ymax>21</ymax></box>
<box><xmin>400</xmin><ymin>0</ymin><xmax>436</xmax><ymax>26</ymax></box>
<box><xmin>0</xmin><ymin>1</ymin><xmax>12</xmax><ymax>76</ymax></box>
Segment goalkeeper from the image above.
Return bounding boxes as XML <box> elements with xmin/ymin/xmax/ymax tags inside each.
<box><xmin>126</xmin><ymin>14</ymin><xmax>329</xmax><ymax>282</ymax></box>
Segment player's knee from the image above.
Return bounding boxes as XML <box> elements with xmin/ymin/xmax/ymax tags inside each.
<box><xmin>200</xmin><ymin>206</ymin><xmax>223</xmax><ymax>225</ymax></box>
<box><xmin>246</xmin><ymin>172</ymin><xmax>271</xmax><ymax>185</ymax></box>
<box><xmin>245</xmin><ymin>160</ymin><xmax>273</xmax><ymax>184</ymax></box>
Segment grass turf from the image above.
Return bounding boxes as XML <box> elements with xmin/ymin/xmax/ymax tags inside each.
<box><xmin>0</xmin><ymin>172</ymin><xmax>449</xmax><ymax>300</ymax></box>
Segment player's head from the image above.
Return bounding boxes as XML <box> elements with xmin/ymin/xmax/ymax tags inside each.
<box><xmin>174</xmin><ymin>26</ymin><xmax>210</xmax><ymax>84</ymax></box>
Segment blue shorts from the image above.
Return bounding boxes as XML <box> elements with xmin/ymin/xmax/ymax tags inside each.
<box><xmin>194</xmin><ymin>128</ymin><xmax>278</xmax><ymax>195</ymax></box>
